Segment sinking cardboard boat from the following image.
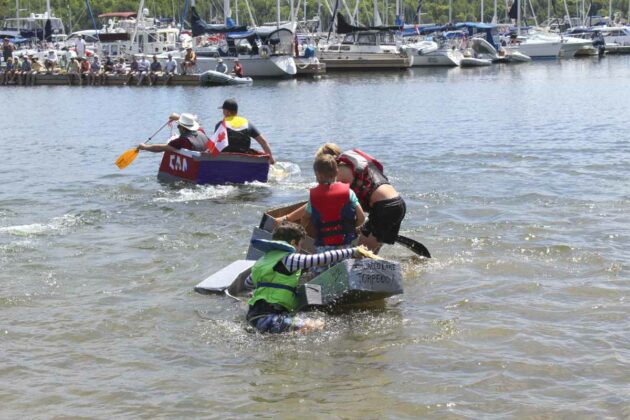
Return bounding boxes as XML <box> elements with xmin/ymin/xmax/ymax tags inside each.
<box><xmin>195</xmin><ymin>202</ymin><xmax>404</xmax><ymax>309</ymax></box>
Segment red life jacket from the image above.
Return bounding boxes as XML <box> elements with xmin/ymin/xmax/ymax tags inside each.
<box><xmin>309</xmin><ymin>182</ymin><xmax>357</xmax><ymax>246</ymax></box>
<box><xmin>336</xmin><ymin>149</ymin><xmax>389</xmax><ymax>211</ymax></box>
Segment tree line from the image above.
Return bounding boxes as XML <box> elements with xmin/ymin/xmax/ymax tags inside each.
<box><xmin>0</xmin><ymin>0</ymin><xmax>625</xmax><ymax>33</ymax></box>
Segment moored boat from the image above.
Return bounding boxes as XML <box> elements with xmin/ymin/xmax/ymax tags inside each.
<box><xmin>199</xmin><ymin>70</ymin><xmax>253</xmax><ymax>85</ymax></box>
<box><xmin>157</xmin><ymin>148</ymin><xmax>270</xmax><ymax>185</ymax></box>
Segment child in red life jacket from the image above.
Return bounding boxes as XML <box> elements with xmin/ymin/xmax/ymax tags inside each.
<box><xmin>299</xmin><ymin>155</ymin><xmax>365</xmax><ymax>273</ymax></box>
<box><xmin>245</xmin><ymin>222</ymin><xmax>363</xmax><ymax>333</ymax></box>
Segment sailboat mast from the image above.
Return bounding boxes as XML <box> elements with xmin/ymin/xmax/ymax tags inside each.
<box><xmin>224</xmin><ymin>0</ymin><xmax>231</xmax><ymax>23</ymax></box>
<box><xmin>493</xmin><ymin>0</ymin><xmax>497</xmax><ymax>22</ymax></box>
<box><xmin>277</xmin><ymin>0</ymin><xmax>281</xmax><ymax>28</ymax></box>
<box><xmin>481</xmin><ymin>0</ymin><xmax>484</xmax><ymax>22</ymax></box>
<box><xmin>449</xmin><ymin>0</ymin><xmax>452</xmax><ymax>22</ymax></box>
<box><xmin>517</xmin><ymin>0</ymin><xmax>521</xmax><ymax>35</ymax></box>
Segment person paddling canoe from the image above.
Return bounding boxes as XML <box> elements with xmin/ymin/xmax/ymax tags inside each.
<box><xmin>212</xmin><ymin>99</ymin><xmax>276</xmax><ymax>164</ymax></box>
<box><xmin>138</xmin><ymin>113</ymin><xmax>209</xmax><ymax>154</ymax></box>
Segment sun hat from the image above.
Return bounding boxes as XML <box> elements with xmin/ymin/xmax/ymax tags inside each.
<box><xmin>217</xmin><ymin>58</ymin><xmax>223</xmax><ymax>63</ymax></box>
<box><xmin>177</xmin><ymin>113</ymin><xmax>199</xmax><ymax>131</ymax></box>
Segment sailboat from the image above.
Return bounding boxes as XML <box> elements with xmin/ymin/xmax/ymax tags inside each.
<box><xmin>184</xmin><ymin>1</ymin><xmax>297</xmax><ymax>77</ymax></box>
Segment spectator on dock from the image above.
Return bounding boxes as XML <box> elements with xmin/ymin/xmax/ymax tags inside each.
<box><xmin>75</xmin><ymin>35</ymin><xmax>86</xmax><ymax>59</ymax></box>
<box><xmin>163</xmin><ymin>53</ymin><xmax>177</xmax><ymax>84</ymax></box>
<box><xmin>233</xmin><ymin>59</ymin><xmax>244</xmax><ymax>77</ymax></box>
<box><xmin>44</xmin><ymin>50</ymin><xmax>58</xmax><ymax>73</ymax></box>
<box><xmin>213</xmin><ymin>99</ymin><xmax>276</xmax><ymax>164</ymax></box>
<box><xmin>2</xmin><ymin>38</ymin><xmax>14</xmax><ymax>63</ymax></box>
<box><xmin>113</xmin><ymin>57</ymin><xmax>126</xmax><ymax>74</ymax></box>
<box><xmin>215</xmin><ymin>58</ymin><xmax>228</xmax><ymax>74</ymax></box>
<box><xmin>88</xmin><ymin>56</ymin><xmax>101</xmax><ymax>85</ymax></box>
<box><xmin>18</xmin><ymin>55</ymin><xmax>32</xmax><ymax>85</ymax></box>
<box><xmin>66</xmin><ymin>56</ymin><xmax>80</xmax><ymax>85</ymax></box>
<box><xmin>149</xmin><ymin>55</ymin><xmax>162</xmax><ymax>86</ymax></box>
<box><xmin>103</xmin><ymin>53</ymin><xmax>114</xmax><ymax>73</ymax></box>
<box><xmin>138</xmin><ymin>113</ymin><xmax>209</xmax><ymax>153</ymax></box>
<box><xmin>125</xmin><ymin>56</ymin><xmax>139</xmax><ymax>85</ymax></box>
<box><xmin>29</xmin><ymin>57</ymin><xmax>44</xmax><ymax>85</ymax></box>
<box><xmin>80</xmin><ymin>57</ymin><xmax>91</xmax><ymax>85</ymax></box>
<box><xmin>182</xmin><ymin>47</ymin><xmax>196</xmax><ymax>75</ymax></box>
<box><xmin>1</xmin><ymin>57</ymin><xmax>16</xmax><ymax>85</ymax></box>
<box><xmin>136</xmin><ymin>54</ymin><xmax>150</xmax><ymax>86</ymax></box>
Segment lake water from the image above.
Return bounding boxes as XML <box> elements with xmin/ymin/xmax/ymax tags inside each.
<box><xmin>1</xmin><ymin>56</ymin><xmax>629</xmax><ymax>418</ymax></box>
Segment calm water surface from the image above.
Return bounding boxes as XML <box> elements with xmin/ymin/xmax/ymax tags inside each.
<box><xmin>1</xmin><ymin>57</ymin><xmax>629</xmax><ymax>418</ymax></box>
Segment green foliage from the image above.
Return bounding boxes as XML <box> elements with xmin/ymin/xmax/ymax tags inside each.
<box><xmin>0</xmin><ymin>0</ymin><xmax>626</xmax><ymax>33</ymax></box>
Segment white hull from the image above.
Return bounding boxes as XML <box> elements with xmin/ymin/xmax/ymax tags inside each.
<box><xmin>504</xmin><ymin>40</ymin><xmax>561</xmax><ymax>59</ymax></box>
<box><xmin>179</xmin><ymin>55</ymin><xmax>296</xmax><ymax>78</ymax></box>
<box><xmin>318</xmin><ymin>52</ymin><xmax>411</xmax><ymax>69</ymax></box>
<box><xmin>560</xmin><ymin>37</ymin><xmax>593</xmax><ymax>58</ymax></box>
<box><xmin>411</xmin><ymin>48</ymin><xmax>462</xmax><ymax>66</ymax></box>
<box><xmin>460</xmin><ymin>57</ymin><xmax>493</xmax><ymax>67</ymax></box>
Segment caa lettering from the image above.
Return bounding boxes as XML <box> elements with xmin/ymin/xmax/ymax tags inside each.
<box><xmin>169</xmin><ymin>154</ymin><xmax>188</xmax><ymax>172</ymax></box>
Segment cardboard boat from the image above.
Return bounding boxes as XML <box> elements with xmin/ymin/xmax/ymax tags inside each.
<box><xmin>158</xmin><ymin>148</ymin><xmax>270</xmax><ymax>185</ymax></box>
<box><xmin>195</xmin><ymin>203</ymin><xmax>404</xmax><ymax>309</ymax></box>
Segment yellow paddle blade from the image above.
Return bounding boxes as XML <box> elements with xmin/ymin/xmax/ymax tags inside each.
<box><xmin>115</xmin><ymin>148</ymin><xmax>139</xmax><ymax>170</ymax></box>
<box><xmin>355</xmin><ymin>245</ymin><xmax>384</xmax><ymax>260</ymax></box>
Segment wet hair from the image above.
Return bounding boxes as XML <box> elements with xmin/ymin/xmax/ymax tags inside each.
<box><xmin>313</xmin><ymin>154</ymin><xmax>337</xmax><ymax>181</ymax></box>
<box><xmin>315</xmin><ymin>143</ymin><xmax>341</xmax><ymax>158</ymax></box>
<box><xmin>272</xmin><ymin>221</ymin><xmax>306</xmax><ymax>244</ymax></box>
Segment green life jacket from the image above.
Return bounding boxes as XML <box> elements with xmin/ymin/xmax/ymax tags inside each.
<box><xmin>248</xmin><ymin>242</ymin><xmax>301</xmax><ymax>312</ymax></box>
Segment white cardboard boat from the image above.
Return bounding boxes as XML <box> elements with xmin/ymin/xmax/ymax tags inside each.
<box><xmin>195</xmin><ymin>202</ymin><xmax>404</xmax><ymax>310</ymax></box>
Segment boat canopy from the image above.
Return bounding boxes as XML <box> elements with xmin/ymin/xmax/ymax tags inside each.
<box><xmin>335</xmin><ymin>13</ymin><xmax>400</xmax><ymax>34</ymax></box>
<box><xmin>191</xmin><ymin>6</ymin><xmax>247</xmax><ymax>36</ymax></box>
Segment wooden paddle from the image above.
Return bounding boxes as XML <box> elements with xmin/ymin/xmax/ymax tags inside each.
<box><xmin>115</xmin><ymin>120</ymin><xmax>171</xmax><ymax>170</ymax></box>
<box><xmin>395</xmin><ymin>235</ymin><xmax>431</xmax><ymax>258</ymax></box>
<box><xmin>355</xmin><ymin>245</ymin><xmax>384</xmax><ymax>260</ymax></box>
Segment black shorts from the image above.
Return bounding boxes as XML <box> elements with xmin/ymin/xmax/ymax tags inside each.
<box><xmin>361</xmin><ymin>196</ymin><xmax>406</xmax><ymax>244</ymax></box>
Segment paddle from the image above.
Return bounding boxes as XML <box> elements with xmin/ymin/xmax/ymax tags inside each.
<box><xmin>115</xmin><ymin>120</ymin><xmax>171</xmax><ymax>170</ymax></box>
<box><xmin>395</xmin><ymin>235</ymin><xmax>431</xmax><ymax>258</ymax></box>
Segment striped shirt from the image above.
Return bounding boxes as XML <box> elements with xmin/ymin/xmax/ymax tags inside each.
<box><xmin>244</xmin><ymin>247</ymin><xmax>356</xmax><ymax>289</ymax></box>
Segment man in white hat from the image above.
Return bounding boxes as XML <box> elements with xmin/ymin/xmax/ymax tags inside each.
<box><xmin>138</xmin><ymin>113</ymin><xmax>209</xmax><ymax>153</ymax></box>
<box><xmin>215</xmin><ymin>58</ymin><xmax>228</xmax><ymax>74</ymax></box>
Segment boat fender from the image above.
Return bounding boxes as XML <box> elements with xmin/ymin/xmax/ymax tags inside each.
<box><xmin>260</xmin><ymin>46</ymin><xmax>270</xmax><ymax>58</ymax></box>
<box><xmin>251</xmin><ymin>239</ymin><xmax>296</xmax><ymax>253</ymax></box>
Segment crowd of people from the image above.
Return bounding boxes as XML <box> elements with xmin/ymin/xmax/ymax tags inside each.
<box><xmin>1</xmin><ymin>36</ymin><xmax>183</xmax><ymax>86</ymax></box>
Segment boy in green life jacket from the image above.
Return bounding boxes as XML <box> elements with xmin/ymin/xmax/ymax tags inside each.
<box><xmin>246</xmin><ymin>222</ymin><xmax>363</xmax><ymax>334</ymax></box>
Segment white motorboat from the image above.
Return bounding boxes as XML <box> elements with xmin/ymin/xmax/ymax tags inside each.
<box><xmin>200</xmin><ymin>70</ymin><xmax>253</xmax><ymax>85</ymax></box>
<box><xmin>502</xmin><ymin>35</ymin><xmax>561</xmax><ymax>59</ymax></box>
<box><xmin>410</xmin><ymin>45</ymin><xmax>462</xmax><ymax>66</ymax></box>
<box><xmin>0</xmin><ymin>12</ymin><xmax>65</xmax><ymax>41</ymax></box>
<box><xmin>401</xmin><ymin>40</ymin><xmax>439</xmax><ymax>66</ymax></box>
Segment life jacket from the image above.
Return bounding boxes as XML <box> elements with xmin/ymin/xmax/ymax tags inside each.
<box><xmin>337</xmin><ymin>149</ymin><xmax>389</xmax><ymax>211</ymax></box>
<box><xmin>183</xmin><ymin>130</ymin><xmax>210</xmax><ymax>152</ymax></box>
<box><xmin>248</xmin><ymin>240</ymin><xmax>301</xmax><ymax>312</ymax></box>
<box><xmin>223</xmin><ymin>116</ymin><xmax>251</xmax><ymax>152</ymax></box>
<box><xmin>309</xmin><ymin>182</ymin><xmax>357</xmax><ymax>246</ymax></box>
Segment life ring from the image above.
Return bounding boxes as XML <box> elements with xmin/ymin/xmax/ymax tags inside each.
<box><xmin>260</xmin><ymin>46</ymin><xmax>270</xmax><ymax>58</ymax></box>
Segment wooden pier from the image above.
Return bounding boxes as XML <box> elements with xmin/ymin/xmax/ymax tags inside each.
<box><xmin>0</xmin><ymin>73</ymin><xmax>202</xmax><ymax>87</ymax></box>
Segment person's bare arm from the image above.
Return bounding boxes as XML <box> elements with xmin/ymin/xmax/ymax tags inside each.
<box><xmin>254</xmin><ymin>134</ymin><xmax>276</xmax><ymax>165</ymax></box>
<box><xmin>355</xmin><ymin>204</ymin><xmax>366</xmax><ymax>227</ymax></box>
<box><xmin>274</xmin><ymin>204</ymin><xmax>307</xmax><ymax>226</ymax></box>
<box><xmin>138</xmin><ymin>143</ymin><xmax>178</xmax><ymax>153</ymax></box>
